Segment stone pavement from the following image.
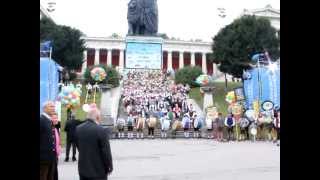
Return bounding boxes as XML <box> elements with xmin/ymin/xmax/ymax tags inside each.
<box><xmin>58</xmin><ymin>140</ymin><xmax>279</xmax><ymax>180</ymax></box>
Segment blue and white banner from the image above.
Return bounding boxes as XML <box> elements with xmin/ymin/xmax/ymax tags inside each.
<box><xmin>243</xmin><ymin>68</ymin><xmax>259</xmax><ymax>109</ymax></box>
<box><xmin>40</xmin><ymin>57</ymin><xmax>60</xmax><ymax>113</ymax></box>
<box><xmin>243</xmin><ymin>66</ymin><xmax>280</xmax><ymax>110</ymax></box>
<box><xmin>40</xmin><ymin>41</ymin><xmax>52</xmax><ymax>52</ymax></box>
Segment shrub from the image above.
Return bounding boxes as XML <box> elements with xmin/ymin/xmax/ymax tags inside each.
<box><xmin>175</xmin><ymin>66</ymin><xmax>203</xmax><ymax>87</ymax></box>
<box><xmin>84</xmin><ymin>65</ymin><xmax>120</xmax><ymax>87</ymax></box>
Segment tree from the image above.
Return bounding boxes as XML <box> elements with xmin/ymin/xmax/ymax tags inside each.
<box><xmin>158</xmin><ymin>33</ymin><xmax>169</xmax><ymax>39</ymax></box>
<box><xmin>110</xmin><ymin>33</ymin><xmax>121</xmax><ymax>38</ymax></box>
<box><xmin>175</xmin><ymin>66</ymin><xmax>203</xmax><ymax>87</ymax></box>
<box><xmin>211</xmin><ymin>15</ymin><xmax>280</xmax><ymax>78</ymax></box>
<box><xmin>40</xmin><ymin>17</ymin><xmax>86</xmax><ymax>71</ymax></box>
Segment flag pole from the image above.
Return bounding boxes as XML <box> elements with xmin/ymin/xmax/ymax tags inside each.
<box><xmin>48</xmin><ymin>46</ymin><xmax>52</xmax><ymax>100</ymax></box>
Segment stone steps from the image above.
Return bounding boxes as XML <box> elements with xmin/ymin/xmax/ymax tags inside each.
<box><xmin>108</xmin><ymin>127</ymin><xmax>213</xmax><ymax>139</ymax></box>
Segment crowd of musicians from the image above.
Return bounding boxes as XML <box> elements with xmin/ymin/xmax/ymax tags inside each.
<box><xmin>117</xmin><ymin>70</ymin><xmax>280</xmax><ymax>145</ymax></box>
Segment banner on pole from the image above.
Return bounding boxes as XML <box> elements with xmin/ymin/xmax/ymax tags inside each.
<box><xmin>243</xmin><ymin>66</ymin><xmax>280</xmax><ymax>110</ymax></box>
<box><xmin>40</xmin><ymin>57</ymin><xmax>60</xmax><ymax>113</ymax></box>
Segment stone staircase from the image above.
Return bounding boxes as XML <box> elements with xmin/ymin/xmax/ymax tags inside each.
<box><xmin>108</xmin><ymin>126</ymin><xmax>212</xmax><ymax>139</ymax></box>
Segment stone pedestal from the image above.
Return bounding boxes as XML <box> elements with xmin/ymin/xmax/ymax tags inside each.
<box><xmin>200</xmin><ymin>86</ymin><xmax>216</xmax><ymax>112</ymax></box>
<box><xmin>100</xmin><ymin>84</ymin><xmax>114</xmax><ymax>126</ymax></box>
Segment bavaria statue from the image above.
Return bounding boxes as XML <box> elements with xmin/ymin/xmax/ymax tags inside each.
<box><xmin>127</xmin><ymin>0</ymin><xmax>158</xmax><ymax>36</ymax></box>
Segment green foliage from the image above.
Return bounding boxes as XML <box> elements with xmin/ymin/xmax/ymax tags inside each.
<box><xmin>84</xmin><ymin>65</ymin><xmax>120</xmax><ymax>87</ymax></box>
<box><xmin>189</xmin><ymin>82</ymin><xmax>242</xmax><ymax>116</ymax></box>
<box><xmin>158</xmin><ymin>33</ymin><xmax>169</xmax><ymax>39</ymax></box>
<box><xmin>211</xmin><ymin>15</ymin><xmax>280</xmax><ymax>78</ymax></box>
<box><xmin>110</xmin><ymin>33</ymin><xmax>121</xmax><ymax>38</ymax></box>
<box><xmin>69</xmin><ymin>71</ymin><xmax>77</xmax><ymax>81</ymax></box>
<box><xmin>40</xmin><ymin>18</ymin><xmax>86</xmax><ymax>71</ymax></box>
<box><xmin>175</xmin><ymin>66</ymin><xmax>203</xmax><ymax>87</ymax></box>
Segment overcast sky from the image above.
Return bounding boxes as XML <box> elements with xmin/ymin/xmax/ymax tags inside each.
<box><xmin>41</xmin><ymin>0</ymin><xmax>280</xmax><ymax>42</ymax></box>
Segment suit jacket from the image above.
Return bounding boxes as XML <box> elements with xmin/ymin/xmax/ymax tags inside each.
<box><xmin>64</xmin><ymin>119</ymin><xmax>82</xmax><ymax>141</ymax></box>
<box><xmin>75</xmin><ymin>119</ymin><xmax>113</xmax><ymax>178</ymax></box>
<box><xmin>40</xmin><ymin>114</ymin><xmax>56</xmax><ymax>162</ymax></box>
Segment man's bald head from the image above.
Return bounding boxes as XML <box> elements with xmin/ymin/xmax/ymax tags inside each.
<box><xmin>87</xmin><ymin>106</ymin><xmax>101</xmax><ymax>124</ymax></box>
<box><xmin>43</xmin><ymin>101</ymin><xmax>56</xmax><ymax>115</ymax></box>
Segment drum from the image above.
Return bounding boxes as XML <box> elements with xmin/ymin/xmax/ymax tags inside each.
<box><xmin>172</xmin><ymin>120</ymin><xmax>182</xmax><ymax>131</ymax></box>
<box><xmin>148</xmin><ymin>117</ymin><xmax>157</xmax><ymax>128</ymax></box>
<box><xmin>136</xmin><ymin>118</ymin><xmax>145</xmax><ymax>130</ymax></box>
<box><xmin>250</xmin><ymin>128</ymin><xmax>257</xmax><ymax>135</ymax></box>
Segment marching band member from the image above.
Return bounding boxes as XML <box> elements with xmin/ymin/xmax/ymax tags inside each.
<box><xmin>93</xmin><ymin>83</ymin><xmax>100</xmax><ymax>92</ymax></box>
<box><xmin>117</xmin><ymin>118</ymin><xmax>126</xmax><ymax>139</ymax></box>
<box><xmin>273</xmin><ymin>110</ymin><xmax>280</xmax><ymax>146</ymax></box>
<box><xmin>206</xmin><ymin>115</ymin><xmax>214</xmax><ymax>139</ymax></box>
<box><xmin>173</xmin><ymin>103</ymin><xmax>181</xmax><ymax>119</ymax></box>
<box><xmin>160</xmin><ymin>113</ymin><xmax>170</xmax><ymax>138</ymax></box>
<box><xmin>225</xmin><ymin>114</ymin><xmax>235</xmax><ymax>141</ymax></box>
<box><xmin>193</xmin><ymin>114</ymin><xmax>203</xmax><ymax>138</ymax></box>
<box><xmin>86</xmin><ymin>83</ymin><xmax>93</xmax><ymax>98</ymax></box>
<box><xmin>127</xmin><ymin>114</ymin><xmax>134</xmax><ymax>139</ymax></box>
<box><xmin>136</xmin><ymin>114</ymin><xmax>145</xmax><ymax>139</ymax></box>
<box><xmin>182</xmin><ymin>113</ymin><xmax>191</xmax><ymax>138</ymax></box>
<box><xmin>216</xmin><ymin>113</ymin><xmax>225</xmax><ymax>142</ymax></box>
<box><xmin>249</xmin><ymin>120</ymin><xmax>258</xmax><ymax>142</ymax></box>
<box><xmin>239</xmin><ymin>116</ymin><xmax>250</xmax><ymax>141</ymax></box>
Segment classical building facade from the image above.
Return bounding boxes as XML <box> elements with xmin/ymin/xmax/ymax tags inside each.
<box><xmin>81</xmin><ymin>37</ymin><xmax>220</xmax><ymax>76</ymax></box>
<box><xmin>241</xmin><ymin>5</ymin><xmax>280</xmax><ymax>35</ymax></box>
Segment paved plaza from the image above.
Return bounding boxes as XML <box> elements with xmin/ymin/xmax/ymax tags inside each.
<box><xmin>59</xmin><ymin>139</ymin><xmax>280</xmax><ymax>180</ymax></box>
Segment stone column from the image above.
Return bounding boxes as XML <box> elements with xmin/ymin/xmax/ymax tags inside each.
<box><xmin>94</xmin><ymin>48</ymin><xmax>100</xmax><ymax>65</ymax></box>
<box><xmin>81</xmin><ymin>50</ymin><xmax>87</xmax><ymax>73</ymax></box>
<box><xmin>107</xmin><ymin>49</ymin><xmax>112</xmax><ymax>66</ymax></box>
<box><xmin>191</xmin><ymin>52</ymin><xmax>195</xmax><ymax>66</ymax></box>
<box><xmin>202</xmin><ymin>52</ymin><xmax>207</xmax><ymax>74</ymax></box>
<box><xmin>167</xmin><ymin>51</ymin><xmax>173</xmax><ymax>70</ymax></box>
<box><xmin>179</xmin><ymin>51</ymin><xmax>184</xmax><ymax>69</ymax></box>
<box><xmin>213</xmin><ymin>63</ymin><xmax>218</xmax><ymax>76</ymax></box>
<box><xmin>119</xmin><ymin>49</ymin><xmax>124</xmax><ymax>68</ymax></box>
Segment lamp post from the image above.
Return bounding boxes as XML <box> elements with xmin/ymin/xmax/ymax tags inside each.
<box><xmin>257</xmin><ymin>55</ymin><xmax>262</xmax><ymax>113</ymax></box>
<box><xmin>217</xmin><ymin>7</ymin><xmax>228</xmax><ymax>91</ymax></box>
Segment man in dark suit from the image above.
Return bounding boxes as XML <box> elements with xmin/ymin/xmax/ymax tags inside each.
<box><xmin>40</xmin><ymin>101</ymin><xmax>57</xmax><ymax>180</ymax></box>
<box><xmin>75</xmin><ymin>107</ymin><xmax>113</xmax><ymax>180</ymax></box>
<box><xmin>64</xmin><ymin>113</ymin><xmax>82</xmax><ymax>162</ymax></box>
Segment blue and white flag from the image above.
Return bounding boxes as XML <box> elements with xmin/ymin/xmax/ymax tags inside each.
<box><xmin>40</xmin><ymin>41</ymin><xmax>52</xmax><ymax>52</ymax></box>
